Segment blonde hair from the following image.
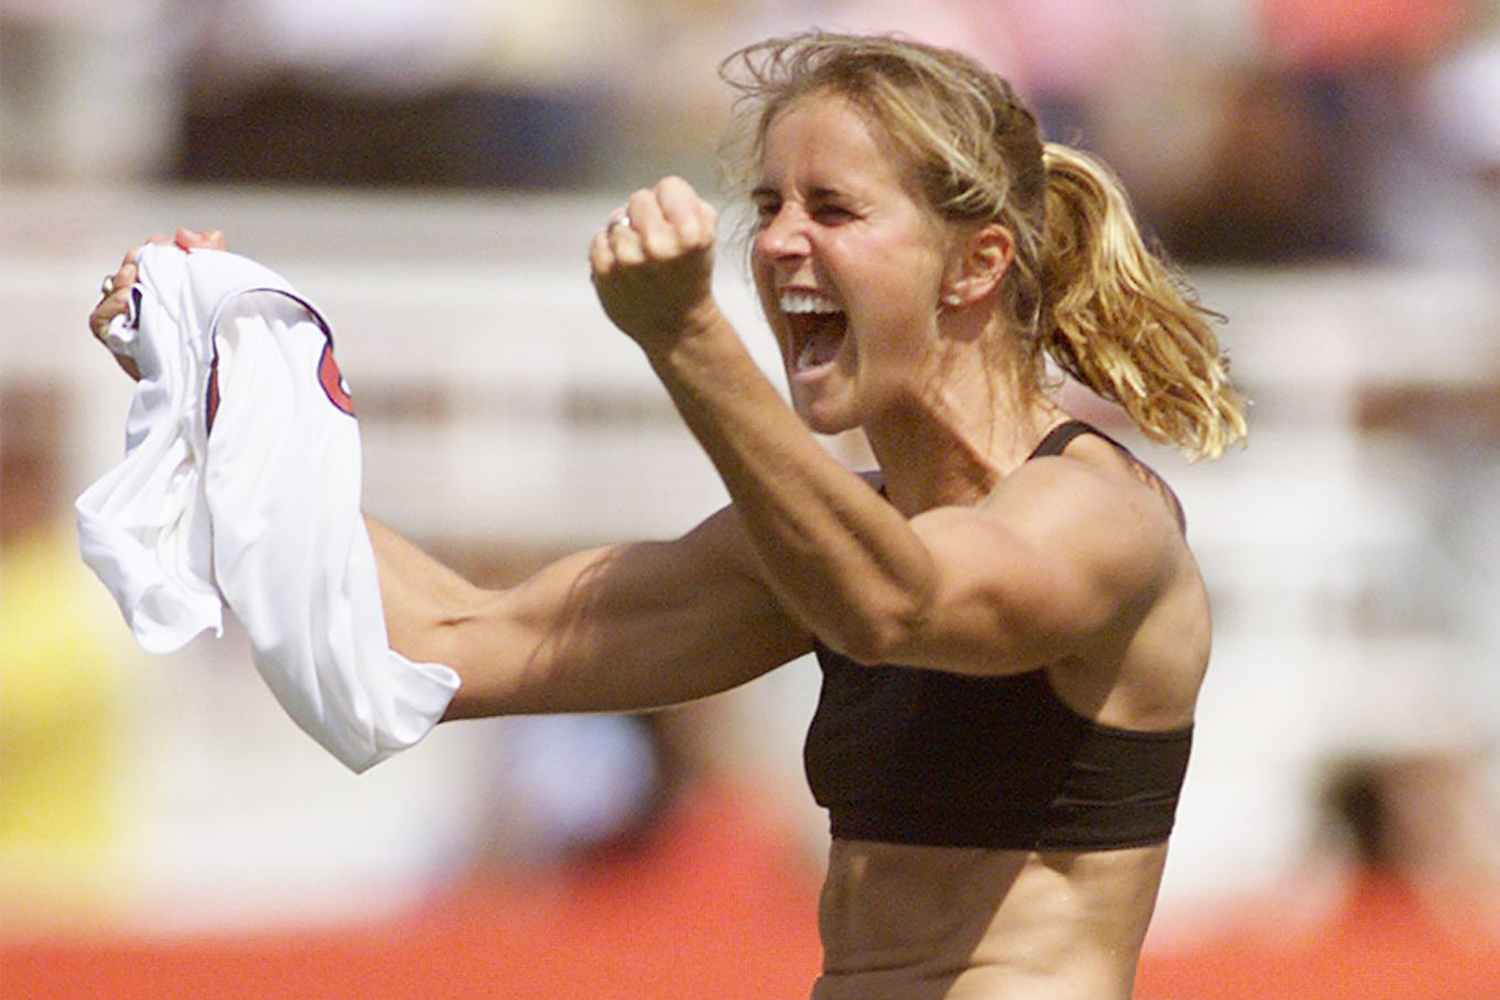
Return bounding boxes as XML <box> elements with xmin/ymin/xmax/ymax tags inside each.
<box><xmin>720</xmin><ymin>32</ymin><xmax>1247</xmax><ymax>459</ymax></box>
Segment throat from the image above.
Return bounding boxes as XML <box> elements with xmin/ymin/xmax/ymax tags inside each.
<box><xmin>865</xmin><ymin>403</ymin><xmax>1023</xmax><ymax>513</ymax></box>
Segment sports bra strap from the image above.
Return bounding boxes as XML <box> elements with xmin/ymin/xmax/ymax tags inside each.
<box><xmin>1029</xmin><ymin>420</ymin><xmax>1110</xmax><ymax>460</ymax></box>
<box><xmin>1026</xmin><ymin>419</ymin><xmax>1186</xmax><ymax>532</ymax></box>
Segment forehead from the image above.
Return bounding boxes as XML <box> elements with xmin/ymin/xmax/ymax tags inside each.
<box><xmin>757</xmin><ymin>94</ymin><xmax>908</xmax><ymax>190</ymax></box>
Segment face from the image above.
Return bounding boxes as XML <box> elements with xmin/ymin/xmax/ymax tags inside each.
<box><xmin>751</xmin><ymin>94</ymin><xmax>953</xmax><ymax>434</ymax></box>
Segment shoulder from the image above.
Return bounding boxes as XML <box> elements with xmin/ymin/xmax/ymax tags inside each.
<box><xmin>986</xmin><ymin>437</ymin><xmax>1182</xmax><ymax>599</ymax></box>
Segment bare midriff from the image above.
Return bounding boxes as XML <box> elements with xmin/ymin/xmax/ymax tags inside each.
<box><xmin>810</xmin><ymin>838</ymin><xmax>1170</xmax><ymax>1000</ymax></box>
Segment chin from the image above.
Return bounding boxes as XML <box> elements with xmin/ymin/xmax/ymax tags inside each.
<box><xmin>793</xmin><ymin>393</ymin><xmax>859</xmax><ymax>437</ymax></box>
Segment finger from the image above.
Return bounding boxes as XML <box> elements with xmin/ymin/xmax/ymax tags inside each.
<box><xmin>626</xmin><ymin>188</ymin><xmax>674</xmax><ymax>260</ymax></box>
<box><xmin>109</xmin><ymin>255</ymin><xmax>138</xmax><ymax>287</ymax></box>
<box><xmin>606</xmin><ymin>203</ymin><xmax>646</xmax><ymax>266</ymax></box>
<box><xmin>90</xmin><ymin>301</ymin><xmax>122</xmax><ymax>342</ymax></box>
<box><xmin>588</xmin><ymin>230</ymin><xmax>614</xmax><ymax>281</ymax></box>
<box><xmin>656</xmin><ymin>176</ymin><xmax>714</xmax><ymax>247</ymax></box>
<box><xmin>90</xmin><ymin>284</ymin><xmax>130</xmax><ymax>331</ymax></box>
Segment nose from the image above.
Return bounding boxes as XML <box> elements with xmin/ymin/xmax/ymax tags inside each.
<box><xmin>753</xmin><ymin>205</ymin><xmax>811</xmax><ymax>265</ymax></box>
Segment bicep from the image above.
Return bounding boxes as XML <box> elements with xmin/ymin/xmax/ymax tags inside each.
<box><xmin>444</xmin><ymin>507</ymin><xmax>812</xmax><ymax>718</ymax></box>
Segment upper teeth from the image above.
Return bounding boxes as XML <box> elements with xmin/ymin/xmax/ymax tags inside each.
<box><xmin>780</xmin><ymin>291</ymin><xmax>842</xmax><ymax>315</ymax></box>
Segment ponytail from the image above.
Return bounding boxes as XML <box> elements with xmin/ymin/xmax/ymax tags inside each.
<box><xmin>1038</xmin><ymin>143</ymin><xmax>1247</xmax><ymax>460</ymax></box>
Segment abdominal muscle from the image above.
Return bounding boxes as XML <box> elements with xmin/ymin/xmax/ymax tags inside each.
<box><xmin>811</xmin><ymin>838</ymin><xmax>1170</xmax><ymax>1000</ymax></box>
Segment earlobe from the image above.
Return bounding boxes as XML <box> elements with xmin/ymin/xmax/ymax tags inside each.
<box><xmin>942</xmin><ymin>223</ymin><xmax>1015</xmax><ymax>308</ymax></box>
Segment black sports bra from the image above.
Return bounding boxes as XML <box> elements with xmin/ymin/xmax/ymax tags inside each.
<box><xmin>801</xmin><ymin>421</ymin><xmax>1193</xmax><ymax>851</ymax></box>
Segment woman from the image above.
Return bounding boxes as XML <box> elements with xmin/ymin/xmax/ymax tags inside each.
<box><xmin>93</xmin><ymin>31</ymin><xmax>1245</xmax><ymax>1000</ymax></box>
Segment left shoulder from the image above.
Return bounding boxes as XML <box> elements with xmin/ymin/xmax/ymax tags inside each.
<box><xmin>989</xmin><ymin>436</ymin><xmax>1182</xmax><ymax>575</ymax></box>
<box><xmin>892</xmin><ymin>440</ymin><xmax>1186</xmax><ymax>674</ymax></box>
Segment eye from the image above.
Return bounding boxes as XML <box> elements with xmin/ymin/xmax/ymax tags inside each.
<box><xmin>752</xmin><ymin>199</ymin><xmax>780</xmax><ymax>228</ymax></box>
<box><xmin>812</xmin><ymin>204</ymin><xmax>855</xmax><ymax>225</ymax></box>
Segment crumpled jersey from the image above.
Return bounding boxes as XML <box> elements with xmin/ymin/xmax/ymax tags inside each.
<box><xmin>77</xmin><ymin>244</ymin><xmax>459</xmax><ymax>773</ymax></box>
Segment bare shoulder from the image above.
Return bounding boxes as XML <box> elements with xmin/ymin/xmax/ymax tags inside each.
<box><xmin>997</xmin><ymin>437</ymin><xmax>1209</xmax><ymax>728</ymax></box>
<box><xmin>891</xmin><ymin>437</ymin><xmax>1191</xmax><ymax>676</ymax></box>
<box><xmin>987</xmin><ymin>436</ymin><xmax>1183</xmax><ymax>600</ymax></box>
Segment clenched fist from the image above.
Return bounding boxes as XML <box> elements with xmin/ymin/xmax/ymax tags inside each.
<box><xmin>589</xmin><ymin>176</ymin><xmax>723</xmax><ymax>357</ymax></box>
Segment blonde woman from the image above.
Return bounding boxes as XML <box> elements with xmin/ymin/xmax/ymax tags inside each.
<box><xmin>92</xmin><ymin>31</ymin><xmax>1245</xmax><ymax>1000</ymax></box>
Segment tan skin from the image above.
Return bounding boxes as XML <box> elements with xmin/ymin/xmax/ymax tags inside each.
<box><xmin>91</xmin><ymin>96</ymin><xmax>1210</xmax><ymax>999</ymax></box>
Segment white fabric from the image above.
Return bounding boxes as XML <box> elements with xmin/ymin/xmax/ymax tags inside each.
<box><xmin>77</xmin><ymin>244</ymin><xmax>460</xmax><ymax>773</ymax></box>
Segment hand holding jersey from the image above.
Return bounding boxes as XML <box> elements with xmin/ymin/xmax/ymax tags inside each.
<box><xmin>78</xmin><ymin>243</ymin><xmax>458</xmax><ymax>773</ymax></box>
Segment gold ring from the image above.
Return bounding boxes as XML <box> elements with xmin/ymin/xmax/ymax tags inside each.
<box><xmin>101</xmin><ymin>275</ymin><xmax>116</xmax><ymax>297</ymax></box>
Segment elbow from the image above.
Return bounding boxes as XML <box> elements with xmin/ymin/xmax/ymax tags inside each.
<box><xmin>821</xmin><ymin>591</ymin><xmax>932</xmax><ymax>667</ymax></box>
<box><xmin>389</xmin><ymin>582</ymin><xmax>487</xmax><ymax>671</ymax></box>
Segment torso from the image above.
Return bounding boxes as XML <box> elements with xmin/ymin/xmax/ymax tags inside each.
<box><xmin>805</xmin><ymin>421</ymin><xmax>1210</xmax><ymax>999</ymax></box>
<box><xmin>812</xmin><ymin>839</ymin><xmax>1169</xmax><ymax>1000</ymax></box>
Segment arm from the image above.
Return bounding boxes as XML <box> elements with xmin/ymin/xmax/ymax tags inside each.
<box><xmin>635</xmin><ymin>312</ymin><xmax>1166</xmax><ymax>674</ymax></box>
<box><xmin>368</xmin><ymin>507</ymin><xmax>812</xmax><ymax>719</ymax></box>
<box><xmin>90</xmin><ymin>230</ymin><xmax>809</xmax><ymax>721</ymax></box>
<box><xmin>590</xmin><ymin>179</ymin><xmax>1171</xmax><ymax>674</ymax></box>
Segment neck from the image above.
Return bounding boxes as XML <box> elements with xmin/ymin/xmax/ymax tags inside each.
<box><xmin>864</xmin><ymin>353</ymin><xmax>1065</xmax><ymax>515</ymax></box>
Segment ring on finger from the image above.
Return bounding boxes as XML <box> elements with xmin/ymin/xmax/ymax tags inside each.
<box><xmin>607</xmin><ymin>209</ymin><xmax>631</xmax><ymax>232</ymax></box>
<box><xmin>101</xmin><ymin>274</ymin><xmax>116</xmax><ymax>297</ymax></box>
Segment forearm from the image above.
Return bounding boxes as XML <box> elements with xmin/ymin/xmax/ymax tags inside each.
<box><xmin>644</xmin><ymin>313</ymin><xmax>936</xmax><ymax>661</ymax></box>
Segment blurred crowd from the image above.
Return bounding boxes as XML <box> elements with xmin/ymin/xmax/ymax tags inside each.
<box><xmin>2</xmin><ymin>0</ymin><xmax>1497</xmax><ymax>267</ymax></box>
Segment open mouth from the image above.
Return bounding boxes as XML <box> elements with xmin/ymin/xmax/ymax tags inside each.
<box><xmin>779</xmin><ymin>291</ymin><xmax>847</xmax><ymax>374</ymax></box>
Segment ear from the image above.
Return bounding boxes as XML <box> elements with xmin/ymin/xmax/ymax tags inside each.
<box><xmin>941</xmin><ymin>223</ymin><xmax>1014</xmax><ymax>308</ymax></box>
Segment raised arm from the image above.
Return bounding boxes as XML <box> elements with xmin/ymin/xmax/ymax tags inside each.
<box><xmin>368</xmin><ymin>507</ymin><xmax>811</xmax><ymax>719</ymax></box>
<box><xmin>589</xmin><ymin>178</ymin><xmax>1178</xmax><ymax>679</ymax></box>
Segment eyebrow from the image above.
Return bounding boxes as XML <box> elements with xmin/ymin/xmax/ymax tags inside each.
<box><xmin>749</xmin><ymin>183</ymin><xmax>851</xmax><ymax>202</ymax></box>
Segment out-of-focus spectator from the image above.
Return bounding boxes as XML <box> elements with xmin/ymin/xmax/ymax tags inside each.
<box><xmin>174</xmin><ymin>0</ymin><xmax>642</xmax><ymax>188</ymax></box>
<box><xmin>1137</xmin><ymin>750</ymin><xmax>1500</xmax><ymax>1000</ymax></box>
<box><xmin>1146</xmin><ymin>65</ymin><xmax>1369</xmax><ymax>263</ymax></box>
<box><xmin>1365</xmin><ymin>35</ymin><xmax>1500</xmax><ymax>268</ymax></box>
<box><xmin>0</xmin><ymin>0</ymin><xmax>181</xmax><ymax>180</ymax></box>
<box><xmin>1258</xmin><ymin>0</ymin><xmax>1473</xmax><ymax>73</ymax></box>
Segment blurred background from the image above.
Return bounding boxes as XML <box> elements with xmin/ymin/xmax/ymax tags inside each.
<box><xmin>2</xmin><ymin>1</ymin><xmax>1499</xmax><ymax>997</ymax></box>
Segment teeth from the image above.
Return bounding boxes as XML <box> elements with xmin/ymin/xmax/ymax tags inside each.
<box><xmin>779</xmin><ymin>291</ymin><xmax>842</xmax><ymax>315</ymax></box>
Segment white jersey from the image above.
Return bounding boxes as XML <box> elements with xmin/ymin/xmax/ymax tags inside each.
<box><xmin>77</xmin><ymin>244</ymin><xmax>459</xmax><ymax>773</ymax></box>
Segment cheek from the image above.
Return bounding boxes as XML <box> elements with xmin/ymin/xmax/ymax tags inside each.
<box><xmin>750</xmin><ymin>276</ymin><xmax>783</xmax><ymax>343</ymax></box>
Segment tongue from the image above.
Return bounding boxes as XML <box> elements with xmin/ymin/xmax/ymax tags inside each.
<box><xmin>798</xmin><ymin>313</ymin><xmax>845</xmax><ymax>368</ymax></box>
